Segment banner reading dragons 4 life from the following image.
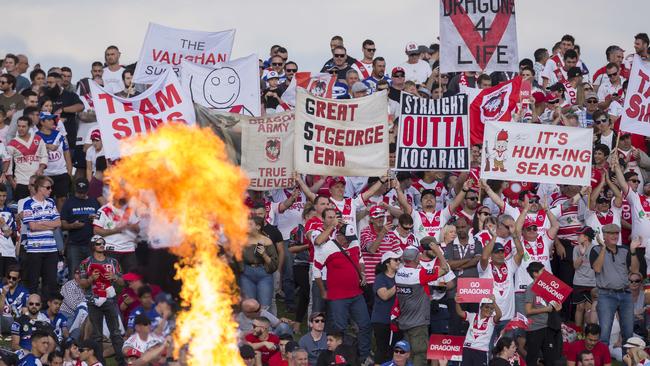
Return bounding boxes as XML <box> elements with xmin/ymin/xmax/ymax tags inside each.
<box><xmin>396</xmin><ymin>93</ymin><xmax>469</xmax><ymax>171</ymax></box>
<box><xmin>480</xmin><ymin>121</ymin><xmax>593</xmax><ymax>186</ymax></box>
<box><xmin>294</xmin><ymin>89</ymin><xmax>389</xmax><ymax>176</ymax></box>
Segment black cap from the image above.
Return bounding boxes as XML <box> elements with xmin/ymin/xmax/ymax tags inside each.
<box><xmin>577</xmin><ymin>226</ymin><xmax>596</xmax><ymax>240</ymax></box>
<box><xmin>78</xmin><ymin>339</ymin><xmax>100</xmax><ymax>356</ymax></box>
<box><xmin>421</xmin><ymin>189</ymin><xmax>437</xmax><ymax>198</ymax></box>
<box><xmin>75</xmin><ymin>178</ymin><xmax>89</xmax><ymax>193</ymax></box>
<box><xmin>567</xmin><ymin>67</ymin><xmax>583</xmax><ymax>79</ymax></box>
<box><xmin>492</xmin><ymin>243</ymin><xmax>505</xmax><ymax>252</ymax></box>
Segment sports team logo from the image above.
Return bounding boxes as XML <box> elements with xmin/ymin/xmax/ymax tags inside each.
<box><xmin>481</xmin><ymin>89</ymin><xmax>510</xmax><ymax>120</ymax></box>
<box><xmin>265</xmin><ymin>137</ymin><xmax>281</xmax><ymax>162</ymax></box>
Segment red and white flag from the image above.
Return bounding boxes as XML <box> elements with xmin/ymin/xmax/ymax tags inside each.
<box><xmin>282</xmin><ymin>72</ymin><xmax>336</xmax><ymax>107</ymax></box>
<box><xmin>502</xmin><ymin>312</ymin><xmax>529</xmax><ymax>333</ymax></box>
<box><xmin>469</xmin><ymin>76</ymin><xmax>522</xmax><ymax>145</ymax></box>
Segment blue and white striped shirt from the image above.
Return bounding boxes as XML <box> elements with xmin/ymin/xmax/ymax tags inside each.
<box><xmin>22</xmin><ymin>197</ymin><xmax>59</xmax><ymax>253</ymax></box>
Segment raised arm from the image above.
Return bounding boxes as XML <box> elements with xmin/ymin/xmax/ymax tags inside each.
<box><xmin>481</xmin><ymin>179</ymin><xmax>505</xmax><ymax>211</ymax></box>
<box><xmin>479</xmin><ymin>229</ymin><xmax>497</xmax><ymax>271</ymax></box>
<box><xmin>448</xmin><ymin>179</ymin><xmax>471</xmax><ymax>213</ymax></box>
<box><xmin>294</xmin><ymin>172</ymin><xmax>316</xmax><ymax>202</ymax></box>
<box><xmin>361</xmin><ymin>175</ymin><xmax>388</xmax><ymax>202</ymax></box>
<box><xmin>278</xmin><ymin>188</ymin><xmax>300</xmax><ymax>213</ymax></box>
<box><xmin>590</xmin><ymin>176</ymin><xmax>606</xmax><ymax>210</ymax></box>
<box><xmin>604</xmin><ymin>171</ymin><xmax>623</xmax><ymax>208</ymax></box>
<box><xmin>610</xmin><ymin>155</ymin><xmax>629</xmax><ymax>194</ymax></box>
<box><xmin>393</xmin><ymin>179</ymin><xmax>413</xmax><ymax>216</ymax></box>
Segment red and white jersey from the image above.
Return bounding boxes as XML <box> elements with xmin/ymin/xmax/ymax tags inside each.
<box><xmin>351</xmin><ymin>60</ymin><xmax>373</xmax><ymax>80</ymax></box>
<box><xmin>542</xmin><ymin>53</ymin><xmax>584</xmax><ymax>85</ymax></box>
<box><xmin>503</xmin><ymin>203</ymin><xmax>551</xmax><ymax>238</ymax></box>
<box><xmin>313</xmin><ymin>239</ymin><xmax>363</xmax><ymax>300</ymax></box>
<box><xmin>617</xmin><ymin>148</ymin><xmax>645</xmax><ymax>192</ymax></box>
<box><xmin>495</xmin><ymin>236</ymin><xmax>516</xmax><ymax>261</ymax></box>
<box><xmin>624</xmin><ymin>187</ymin><xmax>650</xmax><ymax>248</ymax></box>
<box><xmin>411</xmin><ymin>207</ymin><xmax>452</xmax><ymax>241</ymax></box>
<box><xmin>360</xmin><ymin>225</ymin><xmax>401</xmax><ymax>284</ymax></box>
<box><xmin>463</xmin><ymin>312</ymin><xmax>497</xmax><ymax>352</ymax></box>
<box><xmin>330</xmin><ymin>196</ymin><xmax>366</xmax><ymax>234</ymax></box>
<box><xmin>421</xmin><ymin>257</ymin><xmax>456</xmax><ymax>301</ymax></box>
<box><xmin>562</xmin><ymin>81</ymin><xmax>578</xmax><ymax>105</ymax></box>
<box><xmin>593</xmin><ymin>63</ymin><xmax>630</xmax><ymax>86</ymax></box>
<box><xmin>123</xmin><ymin>333</ymin><xmax>164</xmax><ymax>354</ymax></box>
<box><xmin>597</xmin><ymin>79</ymin><xmax>625</xmax><ymax>102</ymax></box>
<box><xmin>384</xmin><ymin>229</ymin><xmax>418</xmax><ymax>252</ymax></box>
<box><xmin>621</xmin><ymin>199</ymin><xmax>632</xmax><ymax>245</ymax></box>
<box><xmin>478</xmin><ymin>259</ymin><xmax>518</xmax><ymax>320</ymax></box>
<box><xmin>452</xmin><ymin>206</ymin><xmax>476</xmax><ymax>227</ymax></box>
<box><xmin>384</xmin><ymin>186</ymin><xmax>420</xmax><ymax>211</ymax></box>
<box><xmin>584</xmin><ymin>202</ymin><xmax>622</xmax><ymax>245</ymax></box>
<box><xmin>93</xmin><ymin>203</ymin><xmax>139</xmax><ymax>253</ymax></box>
<box><xmin>271</xmin><ymin>189</ymin><xmax>307</xmax><ymax>240</ymax></box>
<box><xmin>550</xmin><ymin>194</ymin><xmax>582</xmax><ymax>245</ymax></box>
<box><xmin>515</xmin><ymin>233</ymin><xmax>553</xmax><ymax>292</ymax></box>
<box><xmin>6</xmin><ymin>134</ymin><xmax>48</xmax><ymax>185</ymax></box>
<box><xmin>411</xmin><ymin>179</ymin><xmax>446</xmax><ymax>211</ymax></box>
<box><xmin>474</xmin><ymin>229</ymin><xmax>493</xmax><ymax>248</ymax></box>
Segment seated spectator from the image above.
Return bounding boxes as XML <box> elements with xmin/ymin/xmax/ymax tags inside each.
<box><xmin>298</xmin><ymin>312</ymin><xmax>327</xmax><ymax>365</ymax></box>
<box><xmin>126</xmin><ymin>286</ymin><xmax>160</xmax><ymax>334</ymax></box>
<box><xmin>244</xmin><ymin>317</ymin><xmax>280</xmax><ymax>366</ymax></box>
<box><xmin>118</xmin><ymin>272</ymin><xmax>162</xmax><ymax>323</ymax></box>
<box><xmin>239</xmin><ymin>344</ymin><xmax>258</xmax><ymax>366</ymax></box>
<box><xmin>17</xmin><ymin>329</ymin><xmax>50</xmax><ymax>366</ymax></box>
<box><xmin>11</xmin><ymin>294</ymin><xmax>51</xmax><ymax>352</ymax></box>
<box><xmin>268</xmin><ymin>336</ymin><xmax>297</xmax><ymax>366</ymax></box>
<box><xmin>315</xmin><ymin>331</ymin><xmax>357</xmax><ymax>366</ymax></box>
<box><xmin>380</xmin><ymin>340</ymin><xmax>412</xmax><ymax>366</ymax></box>
<box><xmin>622</xmin><ymin>337</ymin><xmax>649</xmax><ymax>366</ymax></box>
<box><xmin>0</xmin><ymin>265</ymin><xmax>28</xmax><ymax>334</ymax></box>
<box><xmin>42</xmin><ymin>294</ymin><xmax>69</xmax><ymax>344</ymax></box>
<box><xmin>566</xmin><ymin>323</ymin><xmax>612</xmax><ymax>366</ymax></box>
<box><xmin>123</xmin><ymin>314</ymin><xmax>164</xmax><ymax>357</ymax></box>
<box><xmin>236</xmin><ymin>298</ymin><xmax>293</xmax><ymax>337</ymax></box>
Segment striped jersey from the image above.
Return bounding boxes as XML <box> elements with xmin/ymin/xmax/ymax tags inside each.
<box><xmin>35</xmin><ymin>130</ymin><xmax>69</xmax><ymax>176</ymax></box>
<box><xmin>22</xmin><ymin>197</ymin><xmax>59</xmax><ymax>253</ymax></box>
<box><xmin>360</xmin><ymin>224</ymin><xmax>401</xmax><ymax>284</ymax></box>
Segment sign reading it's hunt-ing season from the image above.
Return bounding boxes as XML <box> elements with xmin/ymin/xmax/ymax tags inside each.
<box><xmin>396</xmin><ymin>93</ymin><xmax>469</xmax><ymax>171</ymax></box>
<box><xmin>133</xmin><ymin>23</ymin><xmax>235</xmax><ymax>84</ymax></box>
<box><xmin>294</xmin><ymin>89</ymin><xmax>389</xmax><ymax>176</ymax></box>
<box><xmin>480</xmin><ymin>121</ymin><xmax>593</xmax><ymax>186</ymax></box>
<box><xmin>90</xmin><ymin>68</ymin><xmax>196</xmax><ymax>160</ymax></box>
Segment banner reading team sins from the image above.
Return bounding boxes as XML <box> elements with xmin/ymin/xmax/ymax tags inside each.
<box><xmin>396</xmin><ymin>93</ymin><xmax>469</xmax><ymax>171</ymax></box>
<box><xmin>294</xmin><ymin>89</ymin><xmax>389</xmax><ymax>176</ymax></box>
<box><xmin>480</xmin><ymin>121</ymin><xmax>593</xmax><ymax>186</ymax></box>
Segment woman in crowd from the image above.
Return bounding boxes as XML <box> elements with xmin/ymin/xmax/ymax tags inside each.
<box><xmin>239</xmin><ymin>215</ymin><xmax>279</xmax><ymax>311</ymax></box>
<box><xmin>439</xmin><ymin>224</ymin><xmax>457</xmax><ymax>250</ymax></box>
<box><xmin>489</xmin><ymin>336</ymin><xmax>518</xmax><ymax>366</ymax></box>
<box><xmin>623</xmin><ymin>337</ymin><xmax>650</xmax><ymax>366</ymax></box>
<box><xmin>371</xmin><ymin>251</ymin><xmax>401</xmax><ymax>365</ymax></box>
<box><xmin>629</xmin><ymin>272</ymin><xmax>649</xmax><ymax>338</ymax></box>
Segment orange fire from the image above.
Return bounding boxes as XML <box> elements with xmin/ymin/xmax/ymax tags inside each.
<box><xmin>107</xmin><ymin>123</ymin><xmax>248</xmax><ymax>366</ymax></box>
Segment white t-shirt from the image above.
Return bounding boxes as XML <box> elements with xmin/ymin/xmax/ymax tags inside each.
<box><xmin>478</xmin><ymin>258</ymin><xmax>518</xmax><ymax>320</ymax></box>
<box><xmin>85</xmin><ymin>147</ymin><xmax>105</xmax><ymax>177</ymax></box>
<box><xmin>270</xmin><ymin>189</ymin><xmax>306</xmax><ymax>240</ymax></box>
<box><xmin>102</xmin><ymin>66</ymin><xmax>125</xmax><ymax>94</ymax></box>
<box><xmin>515</xmin><ymin>233</ymin><xmax>553</xmax><ymax>292</ymax></box>
<box><xmin>463</xmin><ymin>312</ymin><xmax>496</xmax><ymax>352</ymax></box>
<box><xmin>599</xmin><ymin>131</ymin><xmax>614</xmax><ymax>148</ymax></box>
<box><xmin>123</xmin><ymin>332</ymin><xmax>164</xmax><ymax>354</ymax></box>
<box><xmin>584</xmin><ymin>203</ymin><xmax>622</xmax><ymax>245</ymax></box>
<box><xmin>625</xmin><ymin>187</ymin><xmax>650</xmax><ymax>248</ymax></box>
<box><xmin>399</xmin><ymin>60</ymin><xmax>432</xmax><ymax>84</ymax></box>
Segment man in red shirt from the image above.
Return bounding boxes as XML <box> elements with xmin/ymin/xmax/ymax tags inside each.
<box><xmin>565</xmin><ymin>323</ymin><xmax>612</xmax><ymax>366</ymax></box>
<box><xmin>245</xmin><ymin>317</ymin><xmax>280</xmax><ymax>365</ymax></box>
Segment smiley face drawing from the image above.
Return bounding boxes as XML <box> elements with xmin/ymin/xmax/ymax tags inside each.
<box><xmin>202</xmin><ymin>67</ymin><xmax>241</xmax><ymax>108</ymax></box>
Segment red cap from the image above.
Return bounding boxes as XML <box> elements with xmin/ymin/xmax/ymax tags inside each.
<box><xmin>90</xmin><ymin>129</ymin><xmax>101</xmax><ymax>141</ymax></box>
<box><xmin>523</xmin><ymin>220</ymin><xmax>537</xmax><ymax>229</ymax></box>
<box><xmin>123</xmin><ymin>272</ymin><xmax>143</xmax><ymax>282</ymax></box>
<box><xmin>391</xmin><ymin>67</ymin><xmax>405</xmax><ymax>76</ymax></box>
<box><xmin>369</xmin><ymin>205</ymin><xmax>386</xmax><ymax>218</ymax></box>
<box><xmin>328</xmin><ymin>176</ymin><xmax>346</xmax><ymax>188</ymax></box>
<box><xmin>545</xmin><ymin>94</ymin><xmax>559</xmax><ymax>103</ymax></box>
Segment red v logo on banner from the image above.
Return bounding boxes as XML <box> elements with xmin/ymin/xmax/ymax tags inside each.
<box><xmin>442</xmin><ymin>3</ymin><xmax>511</xmax><ymax>70</ymax></box>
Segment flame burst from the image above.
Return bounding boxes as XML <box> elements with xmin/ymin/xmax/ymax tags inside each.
<box><xmin>107</xmin><ymin>124</ymin><xmax>248</xmax><ymax>366</ymax></box>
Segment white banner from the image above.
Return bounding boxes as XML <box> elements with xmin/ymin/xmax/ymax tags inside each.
<box><xmin>439</xmin><ymin>0</ymin><xmax>518</xmax><ymax>72</ymax></box>
<box><xmin>90</xmin><ymin>68</ymin><xmax>196</xmax><ymax>160</ymax></box>
<box><xmin>480</xmin><ymin>121</ymin><xmax>593</xmax><ymax>186</ymax></box>
<box><xmin>241</xmin><ymin>111</ymin><xmax>295</xmax><ymax>190</ymax></box>
<box><xmin>620</xmin><ymin>55</ymin><xmax>650</xmax><ymax>137</ymax></box>
<box><xmin>181</xmin><ymin>54</ymin><xmax>261</xmax><ymax>116</ymax></box>
<box><xmin>294</xmin><ymin>89</ymin><xmax>389</xmax><ymax>176</ymax></box>
<box><xmin>133</xmin><ymin>22</ymin><xmax>235</xmax><ymax>84</ymax></box>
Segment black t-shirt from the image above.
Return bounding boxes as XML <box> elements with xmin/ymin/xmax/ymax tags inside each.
<box><xmin>262</xmin><ymin>88</ymin><xmax>284</xmax><ymax>110</ymax></box>
<box><xmin>60</xmin><ymin>196</ymin><xmax>100</xmax><ymax>246</ymax></box>
<box><xmin>489</xmin><ymin>358</ymin><xmax>515</xmax><ymax>366</ymax></box>
<box><xmin>389</xmin><ymin>86</ymin><xmax>401</xmax><ymax>103</ymax></box>
<box><xmin>49</xmin><ymin>90</ymin><xmax>83</xmax><ymax>147</ymax></box>
<box><xmin>263</xmin><ymin>224</ymin><xmax>283</xmax><ymax>245</ymax></box>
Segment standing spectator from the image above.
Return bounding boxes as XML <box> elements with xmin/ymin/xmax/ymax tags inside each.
<box><xmin>60</xmin><ymin>67</ymin><xmax>74</xmax><ymax>93</ymax></box>
<box><xmin>445</xmin><ymin>216</ymin><xmax>482</xmax><ymax>278</ymax></box>
<box><xmin>572</xmin><ymin>227</ymin><xmax>598</xmax><ymax>330</ymax></box>
<box><xmin>93</xmin><ymin>194</ymin><xmax>140</xmax><ymax>272</ymax></box>
<box><xmin>102</xmin><ymin>46</ymin><xmax>125</xmax><ymax>94</ymax></box>
<box><xmin>455</xmin><ymin>296</ymin><xmax>502</xmax><ymax>366</ymax></box>
<box><xmin>524</xmin><ymin>262</ymin><xmax>563</xmax><ymax>366</ymax></box>
<box><xmin>0</xmin><ymin>266</ymin><xmax>28</xmax><ymax>333</ymax></box>
<box><xmin>78</xmin><ymin>235</ymin><xmax>125</xmax><ymax>366</ymax></box>
<box><xmin>245</xmin><ymin>317</ymin><xmax>280</xmax><ymax>366</ymax></box>
<box><xmin>0</xmin><ymin>185</ymin><xmax>16</xmax><ymax>276</ymax></box>
<box><xmin>11</xmin><ymin>294</ymin><xmax>49</xmax><ymax>352</ymax></box>
<box><xmin>395</xmin><ymin>245</ymin><xmax>448</xmax><ymax>366</ymax></box>
<box><xmin>114</xmin><ymin>69</ymin><xmax>138</xmax><ymax>98</ymax></box>
<box><xmin>60</xmin><ymin>178</ymin><xmax>100</xmax><ymax>273</ymax></box>
<box><xmin>372</xmin><ymin>251</ymin><xmax>401</xmax><ymax>365</ymax></box>
<box><xmin>298</xmin><ymin>312</ymin><xmax>327</xmax><ymax>366</ymax></box>
<box><xmin>313</xmin><ymin>222</ymin><xmax>371</xmax><ymax>363</ymax></box>
<box><xmin>590</xmin><ymin>223</ymin><xmax>640</xmax><ymax>345</ymax></box>
<box><xmin>0</xmin><ymin>74</ymin><xmax>25</xmax><ymax>118</ymax></box>
<box><xmin>612</xmin><ymin>156</ymin><xmax>650</xmax><ymax>248</ymax></box>
<box><xmin>363</xmin><ymin>57</ymin><xmax>390</xmax><ymax>93</ymax></box>
<box><xmin>566</xmin><ymin>323</ymin><xmax>612</xmax><ymax>366</ymax></box>
<box><xmin>21</xmin><ymin>175</ymin><xmax>61</xmax><ymax>296</ymax></box>
<box><xmin>240</xmin><ymin>216</ymin><xmax>279</xmax><ymax>311</ymax></box>
<box><xmin>324</xmin><ymin>46</ymin><xmax>352</xmax><ymax>81</ymax></box>
<box><xmin>36</xmin><ymin>110</ymin><xmax>71</xmax><ymax>211</ymax></box>
<box><xmin>43</xmin><ymin>72</ymin><xmax>83</xmax><ymax>151</ymax></box>
<box><xmin>17</xmin><ymin>330</ymin><xmax>50</xmax><ymax>366</ymax></box>
<box><xmin>351</xmin><ymin>39</ymin><xmax>375</xmax><ymax>80</ymax></box>
<box><xmin>3</xmin><ymin>55</ymin><xmax>29</xmax><ymax>93</ymax></box>
<box><xmin>6</xmin><ymin>117</ymin><xmax>47</xmax><ymax>201</ymax></box>
<box><xmin>400</xmin><ymin>43</ymin><xmax>431</xmax><ymax>85</ymax></box>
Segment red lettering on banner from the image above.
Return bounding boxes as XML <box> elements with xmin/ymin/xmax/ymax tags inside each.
<box><xmin>637</xmin><ymin>68</ymin><xmax>650</xmax><ymax>95</ymax></box>
<box><xmin>314</xmin><ymin>146</ymin><xmax>345</xmax><ymax>166</ymax></box>
<box><xmin>123</xmin><ymin>102</ymin><xmax>134</xmax><ymax>112</ymax></box>
<box><xmin>313</xmin><ymin>125</ymin><xmax>384</xmax><ymax>146</ymax></box>
<box><xmin>454</xmin><ymin>116</ymin><xmax>465</xmax><ymax>146</ymax></box>
<box><xmin>516</xmin><ymin>162</ymin><xmax>585</xmax><ymax>178</ymax></box>
<box><xmin>312</xmin><ymin>100</ymin><xmax>358</xmax><ymax>121</ymax></box>
<box><xmin>152</xmin><ymin>49</ymin><xmax>227</xmax><ymax>65</ymax></box>
<box><xmin>113</xmin><ymin>118</ymin><xmax>131</xmax><ymax>139</ymax></box>
<box><xmin>155</xmin><ymin>84</ymin><xmax>182</xmax><ymax>112</ymax></box>
<box><xmin>98</xmin><ymin>94</ymin><xmax>116</xmax><ymax>114</ymax></box>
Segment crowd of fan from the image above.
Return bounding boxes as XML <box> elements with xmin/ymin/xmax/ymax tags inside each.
<box><xmin>0</xmin><ymin>30</ymin><xmax>649</xmax><ymax>366</ymax></box>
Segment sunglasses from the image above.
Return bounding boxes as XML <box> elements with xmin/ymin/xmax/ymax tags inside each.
<box><xmin>334</xmin><ymin>54</ymin><xmax>346</xmax><ymax>58</ymax></box>
<box><xmin>630</xmin><ymin>179</ymin><xmax>641</xmax><ymax>183</ymax></box>
<box><xmin>607</xmin><ymin>73</ymin><xmax>618</xmax><ymax>77</ymax></box>
<box><xmin>393</xmin><ymin>74</ymin><xmax>405</xmax><ymax>78</ymax></box>
<box><xmin>586</xmin><ymin>99</ymin><xmax>598</xmax><ymax>104</ymax></box>
<box><xmin>594</xmin><ymin>119</ymin><xmax>607</xmax><ymax>124</ymax></box>
<box><xmin>29</xmin><ymin>302</ymin><xmax>41</xmax><ymax>306</ymax></box>
<box><xmin>547</xmin><ymin>100</ymin><xmax>559</xmax><ymax>104</ymax></box>
<box><xmin>312</xmin><ymin>318</ymin><xmax>325</xmax><ymax>323</ymax></box>
<box><xmin>630</xmin><ymin>279</ymin><xmax>642</xmax><ymax>283</ymax></box>
<box><xmin>41</xmin><ymin>185</ymin><xmax>52</xmax><ymax>190</ymax></box>
<box><xmin>365</xmin><ymin>48</ymin><xmax>376</xmax><ymax>52</ymax></box>
<box><xmin>466</xmin><ymin>197</ymin><xmax>479</xmax><ymax>201</ymax></box>
<box><xmin>529</xmin><ymin>199</ymin><xmax>539</xmax><ymax>204</ymax></box>
<box><xmin>394</xmin><ymin>349</ymin><xmax>407</xmax><ymax>354</ymax></box>
<box><xmin>400</xmin><ymin>225</ymin><xmax>414</xmax><ymax>230</ymax></box>
<box><xmin>285</xmin><ymin>69</ymin><xmax>297</xmax><ymax>73</ymax></box>
<box><xmin>525</xmin><ymin>226</ymin><xmax>538</xmax><ymax>231</ymax></box>
<box><xmin>7</xmin><ymin>276</ymin><xmax>18</xmax><ymax>281</ymax></box>
<box><xmin>93</xmin><ymin>241</ymin><xmax>106</xmax><ymax>246</ymax></box>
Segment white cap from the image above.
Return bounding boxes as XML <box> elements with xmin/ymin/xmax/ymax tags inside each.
<box><xmin>624</xmin><ymin>336</ymin><xmax>646</xmax><ymax>348</ymax></box>
<box><xmin>405</xmin><ymin>42</ymin><xmax>419</xmax><ymax>55</ymax></box>
<box><xmin>267</xmin><ymin>71</ymin><xmax>280</xmax><ymax>79</ymax></box>
<box><xmin>479</xmin><ymin>298</ymin><xmax>494</xmax><ymax>306</ymax></box>
<box><xmin>381</xmin><ymin>251</ymin><xmax>401</xmax><ymax>264</ymax></box>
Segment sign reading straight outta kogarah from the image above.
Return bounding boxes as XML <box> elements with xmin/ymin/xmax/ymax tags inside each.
<box><xmin>294</xmin><ymin>89</ymin><xmax>389</xmax><ymax>176</ymax></box>
<box><xmin>396</xmin><ymin>93</ymin><xmax>469</xmax><ymax>171</ymax></box>
<box><xmin>439</xmin><ymin>0</ymin><xmax>518</xmax><ymax>72</ymax></box>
